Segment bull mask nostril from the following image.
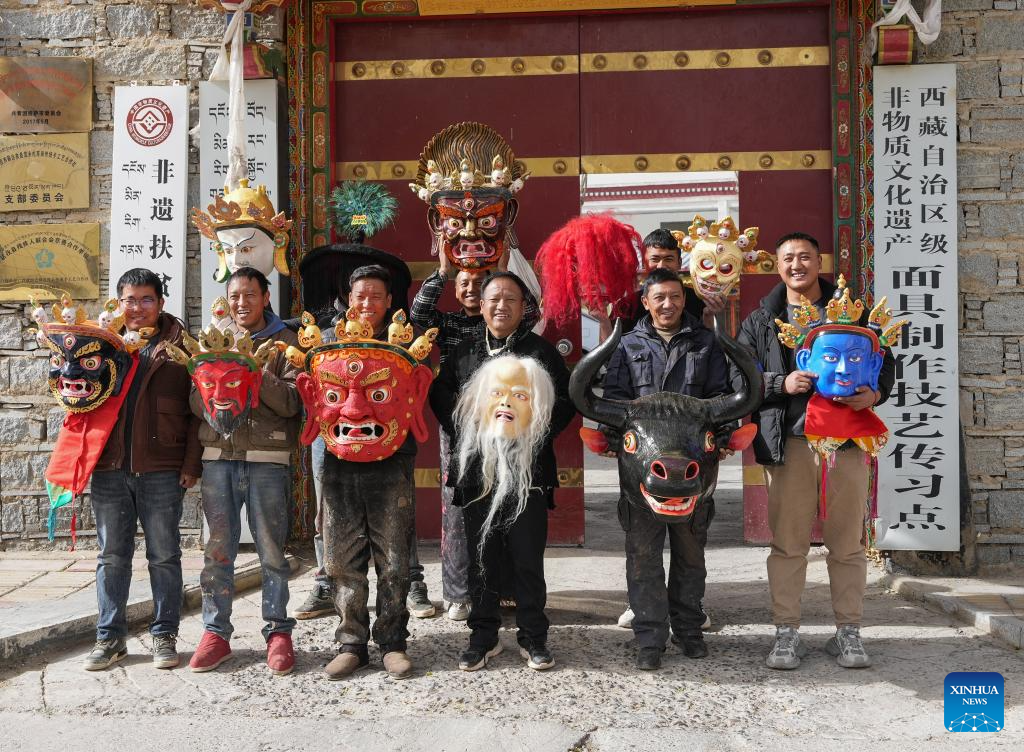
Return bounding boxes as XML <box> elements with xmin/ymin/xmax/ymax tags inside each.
<box><xmin>651</xmin><ymin>461</ymin><xmax>668</xmax><ymax>480</ymax></box>
<box><xmin>684</xmin><ymin>462</ymin><xmax>699</xmax><ymax>480</ymax></box>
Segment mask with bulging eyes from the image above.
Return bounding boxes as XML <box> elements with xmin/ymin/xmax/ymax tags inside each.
<box><xmin>679</xmin><ymin>215</ymin><xmax>759</xmax><ymax>300</ymax></box>
<box><xmin>46</xmin><ymin>331</ymin><xmax>132</xmax><ymax>412</ymax></box>
<box><xmin>191</xmin><ymin>356</ymin><xmax>264</xmax><ymax>437</ymax></box>
<box><xmin>428</xmin><ymin>188</ymin><xmax>518</xmax><ymax>271</ymax></box>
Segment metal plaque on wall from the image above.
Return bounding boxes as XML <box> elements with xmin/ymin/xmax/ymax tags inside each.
<box><xmin>0</xmin><ymin>222</ymin><xmax>100</xmax><ymax>301</ymax></box>
<box><xmin>0</xmin><ymin>57</ymin><xmax>93</xmax><ymax>133</ymax></box>
<box><xmin>0</xmin><ymin>133</ymin><xmax>90</xmax><ymax>212</ymax></box>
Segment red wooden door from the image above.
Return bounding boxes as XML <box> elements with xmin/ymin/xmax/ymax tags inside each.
<box><xmin>330</xmin><ymin>16</ymin><xmax>585</xmax><ymax>543</ymax></box>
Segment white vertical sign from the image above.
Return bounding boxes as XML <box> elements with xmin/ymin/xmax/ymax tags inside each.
<box><xmin>873</xmin><ymin>64</ymin><xmax>959</xmax><ymax>551</ymax></box>
<box><xmin>109</xmin><ymin>86</ymin><xmax>188</xmax><ymax>318</ymax></box>
<box><xmin>198</xmin><ymin>79</ymin><xmax>279</xmax><ymax>313</ymax></box>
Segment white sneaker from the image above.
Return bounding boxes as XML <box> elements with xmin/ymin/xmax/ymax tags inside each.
<box><xmin>617</xmin><ymin>607</ymin><xmax>634</xmax><ymax>629</ymax></box>
<box><xmin>765</xmin><ymin>626</ymin><xmax>807</xmax><ymax>670</ymax></box>
<box><xmin>446</xmin><ymin>601</ymin><xmax>470</xmax><ymax>621</ymax></box>
<box><xmin>825</xmin><ymin>625</ymin><xmax>871</xmax><ymax>668</ymax></box>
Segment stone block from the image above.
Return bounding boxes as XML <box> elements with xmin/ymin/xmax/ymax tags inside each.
<box><xmin>942</xmin><ymin>0</ymin><xmax>992</xmax><ymax>9</ymax></box>
<box><xmin>966</xmin><ymin>436</ymin><xmax>1006</xmax><ymax>475</ymax></box>
<box><xmin>0</xmin><ymin>8</ymin><xmax>96</xmax><ymax>40</ymax></box>
<box><xmin>958</xmin><ymin>150</ymin><xmax>1001</xmax><ymax>190</ymax></box>
<box><xmin>1</xmin><ymin>500</ymin><xmax>24</xmax><ymax>534</ymax></box>
<box><xmin>959</xmin><ymin>61</ymin><xmax>1001</xmax><ymax>99</ymax></box>
<box><xmin>988</xmin><ymin>489</ymin><xmax>1024</xmax><ymax>528</ymax></box>
<box><xmin>978</xmin><ymin>14</ymin><xmax>1024</xmax><ymax>53</ymax></box>
<box><xmin>985</xmin><ymin>390</ymin><xmax>1024</xmax><ymax>425</ymax></box>
<box><xmin>959</xmin><ymin>252</ymin><xmax>998</xmax><ymax>289</ymax></box>
<box><xmin>105</xmin><ymin>5</ymin><xmax>161</xmax><ymax>39</ymax></box>
<box><xmin>960</xmin><ymin>335</ymin><xmax>1003</xmax><ymax>374</ymax></box>
<box><xmin>89</xmin><ymin>129</ymin><xmax>113</xmax><ymax>165</ymax></box>
<box><xmin>0</xmin><ymin>313</ymin><xmax>22</xmax><ymax>349</ymax></box>
<box><xmin>0</xmin><ymin>413</ymin><xmax>30</xmax><ymax>444</ymax></box>
<box><xmin>46</xmin><ymin>408</ymin><xmax>64</xmax><ymax>442</ymax></box>
<box><xmin>977</xmin><ymin>544</ymin><xmax>1011</xmax><ymax>565</ymax></box>
<box><xmin>170</xmin><ymin>6</ymin><xmax>224</xmax><ymax>40</ymax></box>
<box><xmin>979</xmin><ymin>203</ymin><xmax>1024</xmax><ymax>238</ymax></box>
<box><xmin>971</xmin><ymin>104</ymin><xmax>1024</xmax><ymax>120</ymax></box>
<box><xmin>7</xmin><ymin>355</ymin><xmax>47</xmax><ymax>395</ymax></box>
<box><xmin>971</xmin><ymin>120</ymin><xmax>1024</xmax><ymax>145</ymax></box>
<box><xmin>921</xmin><ymin>25</ymin><xmax>964</xmax><ymax>60</ymax></box>
<box><xmin>94</xmin><ymin>44</ymin><xmax>186</xmax><ymax>81</ymax></box>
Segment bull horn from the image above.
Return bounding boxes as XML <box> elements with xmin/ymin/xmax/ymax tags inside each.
<box><xmin>569</xmin><ymin>319</ymin><xmax>629</xmax><ymax>430</ymax></box>
<box><xmin>709</xmin><ymin>313</ymin><xmax>764</xmax><ymax>424</ymax></box>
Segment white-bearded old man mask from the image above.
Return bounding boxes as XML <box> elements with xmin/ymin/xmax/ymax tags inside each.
<box><xmin>454</xmin><ymin>355</ymin><xmax>555</xmax><ymax>551</ymax></box>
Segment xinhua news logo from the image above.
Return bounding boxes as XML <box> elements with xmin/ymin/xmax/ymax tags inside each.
<box><xmin>945</xmin><ymin>672</ymin><xmax>1004</xmax><ymax>732</ymax></box>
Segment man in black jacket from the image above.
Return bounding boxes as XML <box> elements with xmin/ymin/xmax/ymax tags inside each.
<box><xmin>735</xmin><ymin>232</ymin><xmax>895</xmax><ymax>671</ymax></box>
<box><xmin>602</xmin><ymin>267</ymin><xmax>729</xmax><ymax>670</ymax></box>
<box><xmin>430</xmin><ymin>272</ymin><xmax>575</xmax><ymax>672</ymax></box>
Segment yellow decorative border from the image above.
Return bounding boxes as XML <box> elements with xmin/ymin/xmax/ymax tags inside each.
<box><xmin>582</xmin><ymin>150</ymin><xmax>831</xmax><ymax>173</ymax></box>
<box><xmin>414</xmin><ymin>467</ymin><xmax>584</xmax><ymax>488</ymax></box>
<box><xmin>580</xmin><ymin>46</ymin><xmax>828</xmax><ymax>73</ymax></box>
<box><xmin>417</xmin><ymin>0</ymin><xmax>734</xmax><ymax>14</ymax></box>
<box><xmin>337</xmin><ymin>155</ymin><xmax>580</xmax><ymax>180</ymax></box>
<box><xmin>336</xmin><ymin>54</ymin><xmax>578</xmax><ymax>81</ymax></box>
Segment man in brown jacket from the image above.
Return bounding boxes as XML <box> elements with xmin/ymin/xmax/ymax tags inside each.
<box><xmin>188</xmin><ymin>268</ymin><xmax>301</xmax><ymax>677</ymax></box>
<box><xmin>83</xmin><ymin>268</ymin><xmax>202</xmax><ymax>672</ymax></box>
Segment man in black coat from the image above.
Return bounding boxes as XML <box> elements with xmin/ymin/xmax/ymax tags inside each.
<box><xmin>734</xmin><ymin>232</ymin><xmax>895</xmax><ymax>671</ymax></box>
<box><xmin>602</xmin><ymin>267</ymin><xmax>730</xmax><ymax>670</ymax></box>
<box><xmin>430</xmin><ymin>272</ymin><xmax>575</xmax><ymax>672</ymax></box>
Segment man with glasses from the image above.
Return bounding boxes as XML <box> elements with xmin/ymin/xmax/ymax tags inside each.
<box><xmin>84</xmin><ymin>269</ymin><xmax>202</xmax><ymax>671</ymax></box>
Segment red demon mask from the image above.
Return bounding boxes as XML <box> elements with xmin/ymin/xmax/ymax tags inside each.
<box><xmin>191</xmin><ymin>355</ymin><xmax>264</xmax><ymax>437</ymax></box>
<box><xmin>297</xmin><ymin>344</ymin><xmax>433</xmax><ymax>461</ymax></box>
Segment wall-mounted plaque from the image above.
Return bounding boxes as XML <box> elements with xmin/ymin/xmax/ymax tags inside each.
<box><xmin>0</xmin><ymin>222</ymin><xmax>100</xmax><ymax>302</ymax></box>
<box><xmin>0</xmin><ymin>133</ymin><xmax>89</xmax><ymax>212</ymax></box>
<box><xmin>0</xmin><ymin>57</ymin><xmax>93</xmax><ymax>133</ymax></box>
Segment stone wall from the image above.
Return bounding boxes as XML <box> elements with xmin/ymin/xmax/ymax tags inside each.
<box><xmin>917</xmin><ymin>1</ymin><xmax>1024</xmax><ymax>570</ymax></box>
<box><xmin>0</xmin><ymin>0</ymin><xmax>282</xmax><ymax>548</ymax></box>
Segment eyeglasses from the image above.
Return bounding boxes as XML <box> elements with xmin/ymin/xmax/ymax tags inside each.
<box><xmin>119</xmin><ymin>297</ymin><xmax>158</xmax><ymax>309</ymax></box>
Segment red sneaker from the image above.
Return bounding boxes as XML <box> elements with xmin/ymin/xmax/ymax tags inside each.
<box><xmin>266</xmin><ymin>633</ymin><xmax>295</xmax><ymax>677</ymax></box>
<box><xmin>189</xmin><ymin>632</ymin><xmax>232</xmax><ymax>673</ymax></box>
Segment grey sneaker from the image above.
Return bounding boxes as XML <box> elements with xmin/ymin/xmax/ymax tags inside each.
<box><xmin>765</xmin><ymin>626</ymin><xmax>808</xmax><ymax>670</ymax></box>
<box><xmin>407</xmin><ymin>581</ymin><xmax>436</xmax><ymax>618</ymax></box>
<box><xmin>446</xmin><ymin>601</ymin><xmax>470</xmax><ymax>621</ymax></box>
<box><xmin>825</xmin><ymin>625</ymin><xmax>871</xmax><ymax>668</ymax></box>
<box><xmin>152</xmin><ymin>634</ymin><xmax>179</xmax><ymax>669</ymax></box>
<box><xmin>84</xmin><ymin>637</ymin><xmax>127</xmax><ymax>671</ymax></box>
<box><xmin>295</xmin><ymin>583</ymin><xmax>335</xmax><ymax>620</ymax></box>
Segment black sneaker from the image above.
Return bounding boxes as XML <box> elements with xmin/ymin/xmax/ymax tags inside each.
<box><xmin>672</xmin><ymin>633</ymin><xmax>709</xmax><ymax>659</ymax></box>
<box><xmin>83</xmin><ymin>637</ymin><xmax>127</xmax><ymax>671</ymax></box>
<box><xmin>458</xmin><ymin>642</ymin><xmax>503</xmax><ymax>672</ymax></box>
<box><xmin>518</xmin><ymin>644</ymin><xmax>555</xmax><ymax>671</ymax></box>
<box><xmin>636</xmin><ymin>647</ymin><xmax>663</xmax><ymax>671</ymax></box>
<box><xmin>407</xmin><ymin>581</ymin><xmax>436</xmax><ymax>618</ymax></box>
<box><xmin>295</xmin><ymin>583</ymin><xmax>335</xmax><ymax>620</ymax></box>
<box><xmin>152</xmin><ymin>634</ymin><xmax>179</xmax><ymax>669</ymax></box>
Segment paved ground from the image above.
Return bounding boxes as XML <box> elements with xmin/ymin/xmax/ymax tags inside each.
<box><xmin>1</xmin><ymin>454</ymin><xmax>1022</xmax><ymax>751</ymax></box>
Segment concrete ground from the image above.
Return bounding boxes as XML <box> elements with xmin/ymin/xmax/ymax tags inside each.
<box><xmin>1</xmin><ymin>454</ymin><xmax>1022</xmax><ymax>751</ymax></box>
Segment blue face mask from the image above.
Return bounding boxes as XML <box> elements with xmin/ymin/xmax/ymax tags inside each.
<box><xmin>795</xmin><ymin>331</ymin><xmax>884</xmax><ymax>398</ymax></box>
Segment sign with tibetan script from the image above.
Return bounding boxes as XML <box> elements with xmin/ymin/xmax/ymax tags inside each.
<box><xmin>198</xmin><ymin>79</ymin><xmax>280</xmax><ymax>313</ymax></box>
<box><xmin>0</xmin><ymin>133</ymin><xmax>90</xmax><ymax>212</ymax></box>
<box><xmin>109</xmin><ymin>86</ymin><xmax>188</xmax><ymax>319</ymax></box>
<box><xmin>0</xmin><ymin>222</ymin><xmax>99</xmax><ymax>301</ymax></box>
<box><xmin>0</xmin><ymin>57</ymin><xmax>92</xmax><ymax>133</ymax></box>
<box><xmin>872</xmin><ymin>64</ymin><xmax>959</xmax><ymax>551</ymax></box>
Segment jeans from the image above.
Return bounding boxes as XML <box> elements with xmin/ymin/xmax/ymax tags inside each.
<box><xmin>322</xmin><ymin>452</ymin><xmax>414</xmax><ymax>651</ymax></box>
<box><xmin>90</xmin><ymin>469</ymin><xmax>184</xmax><ymax>641</ymax></box>
<box><xmin>462</xmin><ymin>487</ymin><xmax>551</xmax><ymax>651</ymax></box>
<box><xmin>313</xmin><ymin>438</ymin><xmax>423</xmax><ymax>588</ymax></box>
<box><xmin>199</xmin><ymin>460</ymin><xmax>296</xmax><ymax>641</ymax></box>
<box><xmin>620</xmin><ymin>496</ymin><xmax>715</xmax><ymax>649</ymax></box>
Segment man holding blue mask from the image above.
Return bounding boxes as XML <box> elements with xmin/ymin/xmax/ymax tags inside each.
<box><xmin>735</xmin><ymin>233</ymin><xmax>895</xmax><ymax>672</ymax></box>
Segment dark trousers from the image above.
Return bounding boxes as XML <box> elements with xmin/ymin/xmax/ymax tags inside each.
<box><xmin>322</xmin><ymin>452</ymin><xmax>414</xmax><ymax>652</ymax></box>
<box><xmin>462</xmin><ymin>488</ymin><xmax>550</xmax><ymax>651</ymax></box>
<box><xmin>621</xmin><ymin>496</ymin><xmax>715</xmax><ymax>650</ymax></box>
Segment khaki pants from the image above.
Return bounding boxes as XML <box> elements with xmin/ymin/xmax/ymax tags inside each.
<box><xmin>765</xmin><ymin>437</ymin><xmax>869</xmax><ymax>628</ymax></box>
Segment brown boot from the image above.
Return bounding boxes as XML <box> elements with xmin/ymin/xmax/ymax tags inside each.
<box><xmin>382</xmin><ymin>650</ymin><xmax>413</xmax><ymax>680</ymax></box>
<box><xmin>324</xmin><ymin>650</ymin><xmax>368</xmax><ymax>681</ymax></box>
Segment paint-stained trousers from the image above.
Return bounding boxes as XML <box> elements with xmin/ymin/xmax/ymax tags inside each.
<box><xmin>322</xmin><ymin>452</ymin><xmax>414</xmax><ymax>652</ymax></box>
<box><xmin>765</xmin><ymin>437</ymin><xmax>869</xmax><ymax>628</ymax></box>
<box><xmin>620</xmin><ymin>497</ymin><xmax>715</xmax><ymax>650</ymax></box>
<box><xmin>439</xmin><ymin>431</ymin><xmax>470</xmax><ymax>604</ymax></box>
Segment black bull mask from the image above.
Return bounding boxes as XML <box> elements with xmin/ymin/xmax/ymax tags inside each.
<box><xmin>571</xmin><ymin>317</ymin><xmax>764</xmax><ymax>523</ymax></box>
